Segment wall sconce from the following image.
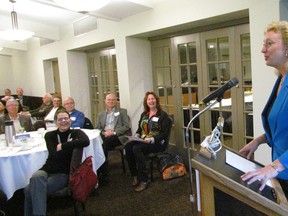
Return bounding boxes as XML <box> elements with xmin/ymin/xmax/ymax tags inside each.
<box><xmin>53</xmin><ymin>0</ymin><xmax>111</xmax><ymax>12</ymax></box>
<box><xmin>0</xmin><ymin>0</ymin><xmax>34</xmax><ymax>42</ymax></box>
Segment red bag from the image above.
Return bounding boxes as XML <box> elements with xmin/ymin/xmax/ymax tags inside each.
<box><xmin>69</xmin><ymin>156</ymin><xmax>98</xmax><ymax>203</ymax></box>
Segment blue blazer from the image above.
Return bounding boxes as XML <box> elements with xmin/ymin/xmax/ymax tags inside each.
<box><xmin>262</xmin><ymin>75</ymin><xmax>288</xmax><ymax>180</ymax></box>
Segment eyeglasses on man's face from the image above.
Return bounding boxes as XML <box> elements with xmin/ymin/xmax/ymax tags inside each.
<box><xmin>57</xmin><ymin>117</ymin><xmax>70</xmax><ymax>122</ymax></box>
<box><xmin>6</xmin><ymin>104</ymin><xmax>18</xmax><ymax>107</ymax></box>
<box><xmin>64</xmin><ymin>102</ymin><xmax>74</xmax><ymax>106</ymax></box>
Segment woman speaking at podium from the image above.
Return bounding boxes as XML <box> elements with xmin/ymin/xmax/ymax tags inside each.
<box><xmin>240</xmin><ymin>21</ymin><xmax>288</xmax><ymax>196</ymax></box>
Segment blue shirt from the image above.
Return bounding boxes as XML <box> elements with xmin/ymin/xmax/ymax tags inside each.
<box><xmin>69</xmin><ymin>109</ymin><xmax>85</xmax><ymax>128</ymax></box>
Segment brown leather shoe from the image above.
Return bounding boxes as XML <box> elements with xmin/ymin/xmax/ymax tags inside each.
<box><xmin>135</xmin><ymin>181</ymin><xmax>149</xmax><ymax>192</ymax></box>
<box><xmin>131</xmin><ymin>176</ymin><xmax>139</xmax><ymax>186</ymax></box>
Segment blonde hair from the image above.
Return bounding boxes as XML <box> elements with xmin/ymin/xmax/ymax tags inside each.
<box><xmin>265</xmin><ymin>21</ymin><xmax>288</xmax><ymax>73</ymax></box>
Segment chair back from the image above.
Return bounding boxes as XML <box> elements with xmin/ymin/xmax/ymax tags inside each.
<box><xmin>70</xmin><ymin>147</ymin><xmax>84</xmax><ymax>173</ymax></box>
<box><xmin>50</xmin><ymin>147</ymin><xmax>84</xmax><ymax>197</ymax></box>
<box><xmin>83</xmin><ymin>117</ymin><xmax>94</xmax><ymax>129</ymax></box>
<box><xmin>162</xmin><ymin>116</ymin><xmax>173</xmax><ymax>149</ymax></box>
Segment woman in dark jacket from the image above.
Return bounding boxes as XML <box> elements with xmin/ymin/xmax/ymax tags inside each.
<box><xmin>125</xmin><ymin>91</ymin><xmax>171</xmax><ymax>192</ymax></box>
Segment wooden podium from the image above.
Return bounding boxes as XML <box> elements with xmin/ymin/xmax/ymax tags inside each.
<box><xmin>191</xmin><ymin>147</ymin><xmax>288</xmax><ymax>216</ymax></box>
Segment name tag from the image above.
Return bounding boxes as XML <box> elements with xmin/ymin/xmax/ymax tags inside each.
<box><xmin>114</xmin><ymin>112</ymin><xmax>120</xmax><ymax>116</ymax></box>
<box><xmin>70</xmin><ymin>116</ymin><xmax>76</xmax><ymax>121</ymax></box>
<box><xmin>152</xmin><ymin>117</ymin><xmax>159</xmax><ymax>122</ymax></box>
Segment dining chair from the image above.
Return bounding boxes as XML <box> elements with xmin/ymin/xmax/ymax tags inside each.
<box><xmin>49</xmin><ymin>147</ymin><xmax>86</xmax><ymax>216</ymax></box>
<box><xmin>83</xmin><ymin>117</ymin><xmax>94</xmax><ymax>129</ymax></box>
<box><xmin>107</xmin><ymin>116</ymin><xmax>132</xmax><ymax>174</ymax></box>
<box><xmin>113</xmin><ymin>144</ymin><xmax>126</xmax><ymax>173</ymax></box>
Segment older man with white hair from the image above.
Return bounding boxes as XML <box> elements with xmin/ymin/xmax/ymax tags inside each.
<box><xmin>22</xmin><ymin>93</ymin><xmax>53</xmax><ymax>120</ymax></box>
<box><xmin>0</xmin><ymin>99</ymin><xmax>34</xmax><ymax>134</ymax></box>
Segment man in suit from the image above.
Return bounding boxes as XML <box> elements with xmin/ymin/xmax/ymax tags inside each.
<box><xmin>96</xmin><ymin>93</ymin><xmax>130</xmax><ymax>180</ymax></box>
<box><xmin>0</xmin><ymin>99</ymin><xmax>34</xmax><ymax>134</ymax></box>
<box><xmin>15</xmin><ymin>87</ymin><xmax>31</xmax><ymax>111</ymax></box>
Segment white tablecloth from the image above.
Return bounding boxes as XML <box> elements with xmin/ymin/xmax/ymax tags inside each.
<box><xmin>0</xmin><ymin>129</ymin><xmax>104</xmax><ymax>200</ymax></box>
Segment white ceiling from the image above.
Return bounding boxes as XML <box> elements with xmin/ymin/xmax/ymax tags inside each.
<box><xmin>0</xmin><ymin>0</ymin><xmax>155</xmax><ymax>31</ymax></box>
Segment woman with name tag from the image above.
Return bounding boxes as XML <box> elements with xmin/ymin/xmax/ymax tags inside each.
<box><xmin>240</xmin><ymin>21</ymin><xmax>288</xmax><ymax>196</ymax></box>
<box><xmin>125</xmin><ymin>91</ymin><xmax>171</xmax><ymax>192</ymax></box>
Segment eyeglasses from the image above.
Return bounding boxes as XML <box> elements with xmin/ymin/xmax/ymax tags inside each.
<box><xmin>57</xmin><ymin>117</ymin><xmax>70</xmax><ymax>121</ymax></box>
<box><xmin>262</xmin><ymin>39</ymin><xmax>280</xmax><ymax>48</ymax></box>
<box><xmin>6</xmin><ymin>104</ymin><xmax>18</xmax><ymax>107</ymax></box>
<box><xmin>64</xmin><ymin>102</ymin><xmax>74</xmax><ymax>105</ymax></box>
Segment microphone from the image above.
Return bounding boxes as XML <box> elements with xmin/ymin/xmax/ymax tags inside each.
<box><xmin>202</xmin><ymin>77</ymin><xmax>239</xmax><ymax>104</ymax></box>
<box><xmin>208</xmin><ymin>117</ymin><xmax>224</xmax><ymax>146</ymax></box>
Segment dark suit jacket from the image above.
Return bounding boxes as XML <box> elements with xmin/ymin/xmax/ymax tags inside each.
<box><xmin>30</xmin><ymin>102</ymin><xmax>53</xmax><ymax>119</ymax></box>
<box><xmin>96</xmin><ymin>108</ymin><xmax>130</xmax><ymax>144</ymax></box>
<box><xmin>15</xmin><ymin>95</ymin><xmax>31</xmax><ymax>112</ymax></box>
<box><xmin>0</xmin><ymin>114</ymin><xmax>34</xmax><ymax>134</ymax></box>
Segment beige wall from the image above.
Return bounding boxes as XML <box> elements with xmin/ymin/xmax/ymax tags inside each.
<box><xmin>0</xmin><ymin>0</ymin><xmax>285</xmax><ymax>164</ymax></box>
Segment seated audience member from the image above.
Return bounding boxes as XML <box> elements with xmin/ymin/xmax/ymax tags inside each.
<box><xmin>0</xmin><ymin>99</ymin><xmax>34</xmax><ymax>134</ymax></box>
<box><xmin>1</xmin><ymin>89</ymin><xmax>13</xmax><ymax>101</ymax></box>
<box><xmin>0</xmin><ymin>189</ymin><xmax>6</xmax><ymax>216</ymax></box>
<box><xmin>124</xmin><ymin>91</ymin><xmax>171</xmax><ymax>192</ymax></box>
<box><xmin>96</xmin><ymin>93</ymin><xmax>130</xmax><ymax>179</ymax></box>
<box><xmin>15</xmin><ymin>87</ymin><xmax>31</xmax><ymax>111</ymax></box>
<box><xmin>24</xmin><ymin>110</ymin><xmax>90</xmax><ymax>216</ymax></box>
<box><xmin>22</xmin><ymin>93</ymin><xmax>53</xmax><ymax>120</ymax></box>
<box><xmin>33</xmin><ymin>96</ymin><xmax>65</xmax><ymax>130</ymax></box>
<box><xmin>0</xmin><ymin>101</ymin><xmax>6</xmax><ymax>117</ymax></box>
<box><xmin>63</xmin><ymin>97</ymin><xmax>85</xmax><ymax>128</ymax></box>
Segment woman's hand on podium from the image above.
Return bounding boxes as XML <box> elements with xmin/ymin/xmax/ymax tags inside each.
<box><xmin>240</xmin><ymin>160</ymin><xmax>284</xmax><ymax>191</ymax></box>
<box><xmin>239</xmin><ymin>134</ymin><xmax>267</xmax><ymax>160</ymax></box>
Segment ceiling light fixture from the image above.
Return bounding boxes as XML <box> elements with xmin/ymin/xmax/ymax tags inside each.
<box><xmin>53</xmin><ymin>0</ymin><xmax>111</xmax><ymax>13</ymax></box>
<box><xmin>0</xmin><ymin>0</ymin><xmax>34</xmax><ymax>42</ymax></box>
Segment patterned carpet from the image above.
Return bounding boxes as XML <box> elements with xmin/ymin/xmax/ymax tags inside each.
<box><xmin>3</xmin><ymin>150</ymin><xmax>194</xmax><ymax>216</ymax></box>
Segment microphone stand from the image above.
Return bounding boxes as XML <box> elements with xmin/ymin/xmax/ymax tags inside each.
<box><xmin>185</xmin><ymin>98</ymin><xmax>222</xmax><ymax>212</ymax></box>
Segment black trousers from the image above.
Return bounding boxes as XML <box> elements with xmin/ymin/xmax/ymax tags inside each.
<box><xmin>125</xmin><ymin>141</ymin><xmax>165</xmax><ymax>182</ymax></box>
<box><xmin>278</xmin><ymin>179</ymin><xmax>288</xmax><ymax>200</ymax></box>
<box><xmin>0</xmin><ymin>189</ymin><xmax>7</xmax><ymax>213</ymax></box>
<box><xmin>98</xmin><ymin>134</ymin><xmax>120</xmax><ymax>176</ymax></box>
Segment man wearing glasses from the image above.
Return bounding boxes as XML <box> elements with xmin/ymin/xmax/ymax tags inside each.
<box><xmin>0</xmin><ymin>99</ymin><xmax>34</xmax><ymax>134</ymax></box>
<box><xmin>96</xmin><ymin>93</ymin><xmax>130</xmax><ymax>182</ymax></box>
<box><xmin>63</xmin><ymin>97</ymin><xmax>85</xmax><ymax>128</ymax></box>
<box><xmin>33</xmin><ymin>96</ymin><xmax>65</xmax><ymax>130</ymax></box>
<box><xmin>24</xmin><ymin>110</ymin><xmax>89</xmax><ymax>216</ymax></box>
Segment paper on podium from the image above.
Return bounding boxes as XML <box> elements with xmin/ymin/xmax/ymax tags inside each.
<box><xmin>225</xmin><ymin>149</ymin><xmax>272</xmax><ymax>187</ymax></box>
